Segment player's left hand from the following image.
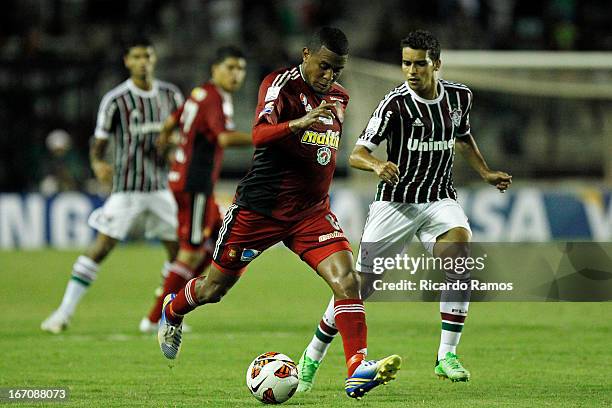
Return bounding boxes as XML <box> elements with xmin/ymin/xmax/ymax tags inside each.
<box><xmin>483</xmin><ymin>170</ymin><xmax>512</xmax><ymax>193</ymax></box>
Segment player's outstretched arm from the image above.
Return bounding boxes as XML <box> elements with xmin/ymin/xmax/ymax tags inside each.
<box><xmin>349</xmin><ymin>145</ymin><xmax>399</xmax><ymax>185</ymax></box>
<box><xmin>455</xmin><ymin>134</ymin><xmax>512</xmax><ymax>192</ymax></box>
<box><xmin>90</xmin><ymin>138</ymin><xmax>113</xmax><ymax>185</ymax></box>
<box><xmin>218</xmin><ymin>131</ymin><xmax>252</xmax><ymax>147</ymax></box>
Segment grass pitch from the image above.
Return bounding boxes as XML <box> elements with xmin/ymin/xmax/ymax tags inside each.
<box><xmin>1</xmin><ymin>245</ymin><xmax>610</xmax><ymax>407</ymax></box>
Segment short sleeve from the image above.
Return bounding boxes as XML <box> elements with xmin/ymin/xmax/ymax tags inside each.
<box><xmin>179</xmin><ymin>87</ymin><xmax>226</xmax><ymax>143</ymax></box>
<box><xmin>456</xmin><ymin>90</ymin><xmax>472</xmax><ymax>137</ymax></box>
<box><xmin>356</xmin><ymin>96</ymin><xmax>398</xmax><ymax>151</ymax></box>
<box><xmin>253</xmin><ymin>74</ymin><xmax>285</xmax><ymax>127</ymax></box>
<box><xmin>94</xmin><ymin>95</ymin><xmax>118</xmax><ymax>140</ymax></box>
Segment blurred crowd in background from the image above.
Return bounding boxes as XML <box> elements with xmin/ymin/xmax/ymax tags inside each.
<box><xmin>1</xmin><ymin>0</ymin><xmax>610</xmax><ymax>192</ymax></box>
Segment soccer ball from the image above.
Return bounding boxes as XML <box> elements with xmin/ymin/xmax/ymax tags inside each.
<box><xmin>246</xmin><ymin>352</ymin><xmax>299</xmax><ymax>404</ymax></box>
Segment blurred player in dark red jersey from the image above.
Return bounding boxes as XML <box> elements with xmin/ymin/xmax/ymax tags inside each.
<box><xmin>157</xmin><ymin>27</ymin><xmax>401</xmax><ymax>400</ymax></box>
<box><xmin>140</xmin><ymin>47</ymin><xmax>251</xmax><ymax>332</ymax></box>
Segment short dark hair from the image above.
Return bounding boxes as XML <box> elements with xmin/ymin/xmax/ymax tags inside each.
<box><xmin>307</xmin><ymin>26</ymin><xmax>349</xmax><ymax>56</ymax></box>
<box><xmin>400</xmin><ymin>30</ymin><xmax>441</xmax><ymax>61</ymax></box>
<box><xmin>211</xmin><ymin>45</ymin><xmax>245</xmax><ymax>66</ymax></box>
<box><xmin>122</xmin><ymin>36</ymin><xmax>154</xmax><ymax>55</ymax></box>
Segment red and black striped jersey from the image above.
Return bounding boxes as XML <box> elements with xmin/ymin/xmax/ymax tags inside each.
<box><xmin>94</xmin><ymin>79</ymin><xmax>184</xmax><ymax>192</ymax></box>
<box><xmin>235</xmin><ymin>66</ymin><xmax>349</xmax><ymax>222</ymax></box>
<box><xmin>357</xmin><ymin>79</ymin><xmax>472</xmax><ymax>203</ymax></box>
<box><xmin>168</xmin><ymin>82</ymin><xmax>234</xmax><ymax>194</ymax></box>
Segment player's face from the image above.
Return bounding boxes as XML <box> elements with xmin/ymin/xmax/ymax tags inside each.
<box><xmin>302</xmin><ymin>46</ymin><xmax>347</xmax><ymax>94</ymax></box>
<box><xmin>212</xmin><ymin>57</ymin><xmax>247</xmax><ymax>93</ymax></box>
<box><xmin>124</xmin><ymin>46</ymin><xmax>156</xmax><ymax>79</ymax></box>
<box><xmin>402</xmin><ymin>47</ymin><xmax>440</xmax><ymax>96</ymax></box>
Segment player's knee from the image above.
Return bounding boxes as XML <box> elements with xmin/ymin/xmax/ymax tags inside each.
<box><xmin>437</xmin><ymin>241</ymin><xmax>470</xmax><ymax>259</ymax></box>
<box><xmin>177</xmin><ymin>250</ymin><xmax>203</xmax><ymax>269</ymax></box>
<box><xmin>335</xmin><ymin>269</ymin><xmax>360</xmax><ymax>299</ymax></box>
<box><xmin>86</xmin><ymin>236</ymin><xmax>116</xmax><ymax>262</ymax></box>
<box><xmin>359</xmin><ymin>273</ymin><xmax>377</xmax><ymax>300</ymax></box>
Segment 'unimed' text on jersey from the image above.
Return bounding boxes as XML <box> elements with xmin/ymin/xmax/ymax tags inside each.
<box><xmin>235</xmin><ymin>66</ymin><xmax>349</xmax><ymax>221</ymax></box>
<box><xmin>357</xmin><ymin>80</ymin><xmax>472</xmax><ymax>203</ymax></box>
<box><xmin>94</xmin><ymin>79</ymin><xmax>184</xmax><ymax>192</ymax></box>
<box><xmin>168</xmin><ymin>83</ymin><xmax>235</xmax><ymax>194</ymax></box>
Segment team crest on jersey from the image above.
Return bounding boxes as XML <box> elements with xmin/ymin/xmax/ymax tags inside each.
<box><xmin>317</xmin><ymin>146</ymin><xmax>332</xmax><ymax>166</ymax></box>
<box><xmin>450</xmin><ymin>108</ymin><xmax>462</xmax><ymax>127</ymax></box>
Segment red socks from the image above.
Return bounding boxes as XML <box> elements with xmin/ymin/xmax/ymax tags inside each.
<box><xmin>166</xmin><ymin>277</ymin><xmax>200</xmax><ymax>325</ymax></box>
<box><xmin>147</xmin><ymin>261</ymin><xmax>195</xmax><ymax>323</ymax></box>
<box><xmin>333</xmin><ymin>299</ymin><xmax>367</xmax><ymax>376</ymax></box>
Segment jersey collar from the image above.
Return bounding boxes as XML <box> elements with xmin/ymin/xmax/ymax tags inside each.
<box><xmin>405</xmin><ymin>80</ymin><xmax>445</xmax><ymax>104</ymax></box>
<box><xmin>127</xmin><ymin>79</ymin><xmax>159</xmax><ymax>98</ymax></box>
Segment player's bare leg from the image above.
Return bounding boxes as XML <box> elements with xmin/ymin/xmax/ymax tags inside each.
<box><xmin>316</xmin><ymin>250</ymin><xmax>401</xmax><ymax>399</ymax></box>
<box><xmin>41</xmin><ymin>233</ymin><xmax>118</xmax><ymax>334</ymax></box>
<box><xmin>433</xmin><ymin>227</ymin><xmax>471</xmax><ymax>382</ymax></box>
<box><xmin>157</xmin><ymin>264</ymin><xmax>239</xmax><ymax>359</ymax></box>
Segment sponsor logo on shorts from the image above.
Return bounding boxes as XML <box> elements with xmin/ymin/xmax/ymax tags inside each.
<box><xmin>240</xmin><ymin>248</ymin><xmax>261</xmax><ymax>262</ymax></box>
<box><xmin>318</xmin><ymin>231</ymin><xmax>345</xmax><ymax>242</ymax></box>
<box><xmin>301</xmin><ymin>130</ymin><xmax>339</xmax><ymax>149</ymax></box>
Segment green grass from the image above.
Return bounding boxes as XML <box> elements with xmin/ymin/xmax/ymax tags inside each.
<box><xmin>0</xmin><ymin>245</ymin><xmax>610</xmax><ymax>407</ymax></box>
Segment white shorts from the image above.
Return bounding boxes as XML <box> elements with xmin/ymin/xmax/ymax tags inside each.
<box><xmin>356</xmin><ymin>199</ymin><xmax>471</xmax><ymax>273</ymax></box>
<box><xmin>88</xmin><ymin>190</ymin><xmax>177</xmax><ymax>241</ymax></box>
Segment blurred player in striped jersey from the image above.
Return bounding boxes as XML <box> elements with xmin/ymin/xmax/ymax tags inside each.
<box><xmin>140</xmin><ymin>46</ymin><xmax>252</xmax><ymax>331</ymax></box>
<box><xmin>41</xmin><ymin>37</ymin><xmax>183</xmax><ymax>334</ymax></box>
<box><xmin>297</xmin><ymin>30</ymin><xmax>512</xmax><ymax>389</ymax></box>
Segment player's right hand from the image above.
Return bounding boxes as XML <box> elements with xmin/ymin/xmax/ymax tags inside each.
<box><xmin>91</xmin><ymin>160</ymin><xmax>113</xmax><ymax>185</ymax></box>
<box><xmin>289</xmin><ymin>101</ymin><xmax>334</xmax><ymax>132</ymax></box>
<box><xmin>374</xmin><ymin>161</ymin><xmax>400</xmax><ymax>185</ymax></box>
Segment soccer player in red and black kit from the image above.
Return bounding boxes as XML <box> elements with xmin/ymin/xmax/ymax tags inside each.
<box><xmin>140</xmin><ymin>47</ymin><xmax>251</xmax><ymax>332</ymax></box>
<box><xmin>157</xmin><ymin>27</ymin><xmax>401</xmax><ymax>400</ymax></box>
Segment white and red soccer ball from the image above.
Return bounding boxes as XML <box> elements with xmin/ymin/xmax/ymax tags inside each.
<box><xmin>246</xmin><ymin>352</ymin><xmax>298</xmax><ymax>404</ymax></box>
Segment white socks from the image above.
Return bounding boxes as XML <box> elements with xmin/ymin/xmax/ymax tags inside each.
<box><xmin>57</xmin><ymin>256</ymin><xmax>99</xmax><ymax>317</ymax></box>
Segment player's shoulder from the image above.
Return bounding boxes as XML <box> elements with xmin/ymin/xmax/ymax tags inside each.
<box><xmin>188</xmin><ymin>82</ymin><xmax>221</xmax><ymax>103</ymax></box>
<box><xmin>156</xmin><ymin>79</ymin><xmax>183</xmax><ymax>96</ymax></box>
<box><xmin>440</xmin><ymin>79</ymin><xmax>472</xmax><ymax>95</ymax></box>
<box><xmin>99</xmin><ymin>80</ymin><xmax>130</xmax><ymax>106</ymax></box>
<box><xmin>384</xmin><ymin>82</ymin><xmax>410</xmax><ymax>100</ymax></box>
<box><xmin>373</xmin><ymin>82</ymin><xmax>410</xmax><ymax>111</ymax></box>
<box><xmin>262</xmin><ymin>66</ymin><xmax>301</xmax><ymax>87</ymax></box>
<box><xmin>329</xmin><ymin>82</ymin><xmax>349</xmax><ymax>101</ymax></box>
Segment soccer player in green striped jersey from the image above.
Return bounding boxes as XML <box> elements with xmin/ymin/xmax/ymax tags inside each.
<box><xmin>41</xmin><ymin>37</ymin><xmax>183</xmax><ymax>334</ymax></box>
<box><xmin>297</xmin><ymin>30</ymin><xmax>512</xmax><ymax>390</ymax></box>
